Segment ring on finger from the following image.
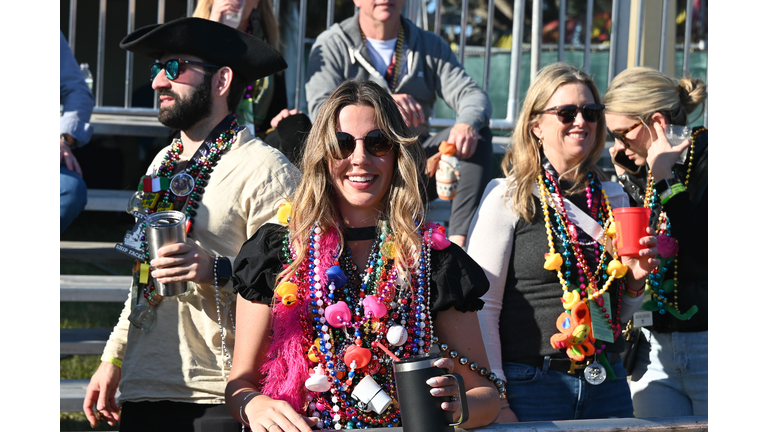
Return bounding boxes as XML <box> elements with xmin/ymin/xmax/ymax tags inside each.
<box><xmin>267</xmin><ymin>423</ymin><xmax>281</xmax><ymax>431</ymax></box>
<box><xmin>95</xmin><ymin>411</ymin><xmax>105</xmax><ymax>421</ymax></box>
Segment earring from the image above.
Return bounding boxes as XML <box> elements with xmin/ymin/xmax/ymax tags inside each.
<box><xmin>537</xmin><ymin>136</ymin><xmax>543</xmax><ymax>148</ymax></box>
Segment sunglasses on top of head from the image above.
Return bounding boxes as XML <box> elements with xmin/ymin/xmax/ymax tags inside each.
<box><xmin>333</xmin><ymin>129</ymin><xmax>395</xmax><ymax>160</ymax></box>
<box><xmin>150</xmin><ymin>59</ymin><xmax>221</xmax><ymax>82</ymax></box>
<box><xmin>537</xmin><ymin>104</ymin><xmax>605</xmax><ymax>123</ymax></box>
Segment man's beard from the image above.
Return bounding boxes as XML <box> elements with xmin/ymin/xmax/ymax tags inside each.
<box><xmin>157</xmin><ymin>77</ymin><xmax>213</xmax><ymax>131</ymax></box>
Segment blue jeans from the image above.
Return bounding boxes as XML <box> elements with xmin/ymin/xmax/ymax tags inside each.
<box><xmin>503</xmin><ymin>357</ymin><xmax>634</xmax><ymax>421</ymax></box>
<box><xmin>60</xmin><ymin>165</ymin><xmax>87</xmax><ymax>233</ymax></box>
<box><xmin>630</xmin><ymin>328</ymin><xmax>708</xmax><ymax>417</ymax></box>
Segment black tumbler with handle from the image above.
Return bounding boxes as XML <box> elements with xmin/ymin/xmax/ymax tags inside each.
<box><xmin>393</xmin><ymin>353</ymin><xmax>469</xmax><ymax>432</ymax></box>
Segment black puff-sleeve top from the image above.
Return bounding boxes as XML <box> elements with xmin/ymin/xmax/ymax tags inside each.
<box><xmin>232</xmin><ymin>223</ymin><xmax>489</xmax><ymax>313</ymax></box>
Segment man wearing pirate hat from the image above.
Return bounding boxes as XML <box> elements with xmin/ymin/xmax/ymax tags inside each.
<box><xmin>83</xmin><ymin>17</ymin><xmax>300</xmax><ymax>431</ymax></box>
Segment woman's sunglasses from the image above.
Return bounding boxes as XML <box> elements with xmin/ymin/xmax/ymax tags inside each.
<box><xmin>607</xmin><ymin>120</ymin><xmax>643</xmax><ymax>148</ymax></box>
<box><xmin>150</xmin><ymin>59</ymin><xmax>220</xmax><ymax>82</ymax></box>
<box><xmin>537</xmin><ymin>104</ymin><xmax>605</xmax><ymax>123</ymax></box>
<box><xmin>334</xmin><ymin>129</ymin><xmax>395</xmax><ymax>159</ymax></box>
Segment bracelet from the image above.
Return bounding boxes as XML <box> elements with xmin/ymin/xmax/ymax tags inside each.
<box><xmin>100</xmin><ymin>354</ymin><xmax>123</xmax><ymax>368</ymax></box>
<box><xmin>660</xmin><ymin>183</ymin><xmax>685</xmax><ymax>205</ymax></box>
<box><xmin>238</xmin><ymin>391</ymin><xmax>261</xmax><ymax>426</ymax></box>
<box><xmin>624</xmin><ymin>285</ymin><xmax>645</xmax><ymax>297</ymax></box>
<box><xmin>436</xmin><ymin>337</ymin><xmax>507</xmax><ymax>400</ymax></box>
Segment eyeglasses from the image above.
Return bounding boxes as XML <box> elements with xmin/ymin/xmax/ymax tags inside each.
<box><xmin>607</xmin><ymin>120</ymin><xmax>643</xmax><ymax>148</ymax></box>
<box><xmin>537</xmin><ymin>104</ymin><xmax>605</xmax><ymax>123</ymax></box>
<box><xmin>334</xmin><ymin>129</ymin><xmax>395</xmax><ymax>159</ymax></box>
<box><xmin>150</xmin><ymin>59</ymin><xmax>220</xmax><ymax>82</ymax></box>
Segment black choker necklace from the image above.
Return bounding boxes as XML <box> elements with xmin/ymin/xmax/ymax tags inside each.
<box><xmin>344</xmin><ymin>226</ymin><xmax>378</xmax><ymax>241</ymax></box>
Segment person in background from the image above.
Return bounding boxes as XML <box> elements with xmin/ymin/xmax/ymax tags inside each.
<box><xmin>194</xmin><ymin>0</ymin><xmax>310</xmax><ymax>166</ymax></box>
<box><xmin>466</xmin><ymin>63</ymin><xmax>659</xmax><ymax>422</ymax></box>
<box><xmin>60</xmin><ymin>30</ymin><xmax>94</xmax><ymax>233</ymax></box>
<box><xmin>225</xmin><ymin>79</ymin><xmax>501</xmax><ymax>431</ymax></box>
<box><xmin>603</xmin><ymin>67</ymin><xmax>708</xmax><ymax>417</ymax></box>
<box><xmin>82</xmin><ymin>17</ymin><xmax>300</xmax><ymax>431</ymax></box>
<box><xmin>305</xmin><ymin>0</ymin><xmax>494</xmax><ymax>247</ymax></box>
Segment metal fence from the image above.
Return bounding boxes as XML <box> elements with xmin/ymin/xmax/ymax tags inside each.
<box><xmin>64</xmin><ymin>0</ymin><xmax>708</xmax><ymax>129</ymax></box>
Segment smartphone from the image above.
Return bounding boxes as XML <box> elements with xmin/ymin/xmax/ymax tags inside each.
<box><xmin>611</xmin><ymin>149</ymin><xmax>643</xmax><ymax>175</ymax></box>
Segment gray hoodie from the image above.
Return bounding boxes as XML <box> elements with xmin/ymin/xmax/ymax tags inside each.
<box><xmin>305</xmin><ymin>15</ymin><xmax>492</xmax><ymax>132</ymax></box>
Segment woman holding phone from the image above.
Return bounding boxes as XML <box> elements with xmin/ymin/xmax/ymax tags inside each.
<box><xmin>603</xmin><ymin>67</ymin><xmax>708</xmax><ymax>417</ymax></box>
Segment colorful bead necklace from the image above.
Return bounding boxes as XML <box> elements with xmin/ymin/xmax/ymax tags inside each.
<box><xmin>129</xmin><ymin>119</ymin><xmax>240</xmax><ymax>326</ymax></box>
<box><xmin>641</xmin><ymin>128</ymin><xmax>705</xmax><ymax>320</ymax></box>
<box><xmin>265</xmin><ymin>220</ymin><xmax>445</xmax><ymax>430</ymax></box>
<box><xmin>538</xmin><ymin>169</ymin><xmax>629</xmax><ymax>363</ymax></box>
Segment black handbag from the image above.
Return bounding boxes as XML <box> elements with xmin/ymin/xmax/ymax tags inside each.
<box><xmin>621</xmin><ymin>321</ymin><xmax>645</xmax><ymax>376</ymax></box>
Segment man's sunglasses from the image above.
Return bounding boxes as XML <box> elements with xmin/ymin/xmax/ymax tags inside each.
<box><xmin>150</xmin><ymin>59</ymin><xmax>220</xmax><ymax>81</ymax></box>
<box><xmin>333</xmin><ymin>129</ymin><xmax>395</xmax><ymax>159</ymax></box>
<box><xmin>537</xmin><ymin>104</ymin><xmax>605</xmax><ymax>123</ymax></box>
<box><xmin>607</xmin><ymin>120</ymin><xmax>643</xmax><ymax>148</ymax></box>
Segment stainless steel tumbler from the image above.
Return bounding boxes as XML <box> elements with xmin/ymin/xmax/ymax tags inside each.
<box><xmin>393</xmin><ymin>354</ymin><xmax>469</xmax><ymax>432</ymax></box>
<box><xmin>146</xmin><ymin>210</ymin><xmax>188</xmax><ymax>296</ymax></box>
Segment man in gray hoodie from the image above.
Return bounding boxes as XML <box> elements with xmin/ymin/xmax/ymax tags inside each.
<box><xmin>305</xmin><ymin>0</ymin><xmax>493</xmax><ymax>247</ymax></box>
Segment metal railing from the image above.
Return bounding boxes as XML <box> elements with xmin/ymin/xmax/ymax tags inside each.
<box><xmin>64</xmin><ymin>0</ymin><xmax>707</xmax><ymax>129</ymax></box>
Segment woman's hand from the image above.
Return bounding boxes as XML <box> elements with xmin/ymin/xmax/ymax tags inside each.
<box><xmin>150</xmin><ymin>241</ymin><xmax>215</xmax><ymax>285</ymax></box>
<box><xmin>209</xmin><ymin>0</ymin><xmax>244</xmax><ymax>23</ymax></box>
<box><xmin>619</xmin><ymin>227</ymin><xmax>660</xmax><ymax>290</ymax></box>
<box><xmin>646</xmin><ymin>121</ymin><xmax>691</xmax><ymax>180</ymax></box>
<box><xmin>243</xmin><ymin>394</ymin><xmax>319</xmax><ymax>432</ymax></box>
<box><xmin>426</xmin><ymin>358</ymin><xmax>465</xmax><ymax>418</ymax></box>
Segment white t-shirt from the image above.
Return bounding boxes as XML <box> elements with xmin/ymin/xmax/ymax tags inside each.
<box><xmin>365</xmin><ymin>37</ymin><xmax>398</xmax><ymax>78</ymax></box>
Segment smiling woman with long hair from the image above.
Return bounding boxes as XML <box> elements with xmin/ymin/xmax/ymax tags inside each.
<box><xmin>466</xmin><ymin>63</ymin><xmax>660</xmax><ymax>422</ymax></box>
<box><xmin>224</xmin><ymin>80</ymin><xmax>501</xmax><ymax>431</ymax></box>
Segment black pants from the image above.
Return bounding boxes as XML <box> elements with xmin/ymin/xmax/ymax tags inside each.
<box><xmin>119</xmin><ymin>401</ymin><xmax>241</xmax><ymax>432</ymax></box>
<box><xmin>421</xmin><ymin>126</ymin><xmax>494</xmax><ymax>237</ymax></box>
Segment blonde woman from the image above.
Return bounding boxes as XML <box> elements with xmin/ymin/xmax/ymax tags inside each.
<box><xmin>604</xmin><ymin>67</ymin><xmax>708</xmax><ymax>417</ymax></box>
<box><xmin>225</xmin><ymin>80</ymin><xmax>501</xmax><ymax>431</ymax></box>
<box><xmin>466</xmin><ymin>63</ymin><xmax>659</xmax><ymax>422</ymax></box>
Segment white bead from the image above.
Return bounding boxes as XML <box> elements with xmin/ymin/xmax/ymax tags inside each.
<box><xmin>318</xmin><ymin>308</ymin><xmax>325</xmax><ymax>315</ymax></box>
<box><xmin>314</xmin><ymin>275</ymin><xmax>321</xmax><ymax>281</ymax></box>
<box><xmin>314</xmin><ymin>227</ymin><xmax>322</xmax><ymax>234</ymax></box>
<box><xmin>325</xmin><ymin>342</ymin><xmax>332</xmax><ymax>349</ymax></box>
<box><xmin>332</xmin><ymin>396</ymin><xmax>338</xmax><ymax>403</ymax></box>
<box><xmin>317</xmin><ymin>299</ymin><xmax>324</xmax><ymax>306</ymax></box>
<box><xmin>333</xmin><ymin>414</ymin><xmax>341</xmax><ymax>421</ymax></box>
<box><xmin>387</xmin><ymin>325</ymin><xmax>408</xmax><ymax>346</ymax></box>
<box><xmin>322</xmin><ymin>325</ymin><xmax>328</xmax><ymax>332</ymax></box>
<box><xmin>324</xmin><ymin>334</ymin><xmax>331</xmax><ymax>341</ymax></box>
<box><xmin>320</xmin><ymin>317</ymin><xmax>327</xmax><ymax>324</ymax></box>
<box><xmin>333</xmin><ymin>405</ymin><xmax>340</xmax><ymax>412</ymax></box>
<box><xmin>335</xmin><ymin>423</ymin><xmax>342</xmax><ymax>430</ymax></box>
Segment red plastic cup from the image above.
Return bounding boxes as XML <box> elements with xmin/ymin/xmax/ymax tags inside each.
<box><xmin>613</xmin><ymin>207</ymin><xmax>651</xmax><ymax>257</ymax></box>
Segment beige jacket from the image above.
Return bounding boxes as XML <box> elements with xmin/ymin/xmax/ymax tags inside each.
<box><xmin>102</xmin><ymin>128</ymin><xmax>300</xmax><ymax>404</ymax></box>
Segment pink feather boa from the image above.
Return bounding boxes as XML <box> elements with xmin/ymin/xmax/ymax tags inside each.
<box><xmin>260</xmin><ymin>227</ymin><xmax>340</xmax><ymax>412</ymax></box>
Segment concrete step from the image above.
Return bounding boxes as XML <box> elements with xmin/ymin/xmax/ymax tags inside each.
<box><xmin>85</xmin><ymin>189</ymin><xmax>134</xmax><ymax>212</ymax></box>
<box><xmin>60</xmin><ymin>275</ymin><xmax>131</xmax><ymax>302</ymax></box>
<box><xmin>61</xmin><ymin>328</ymin><xmax>112</xmax><ymax>356</ymax></box>
<box><xmin>61</xmin><ymin>379</ymin><xmax>122</xmax><ymax>413</ymax></box>
<box><xmin>60</xmin><ymin>241</ymin><xmax>131</xmax><ymax>264</ymax></box>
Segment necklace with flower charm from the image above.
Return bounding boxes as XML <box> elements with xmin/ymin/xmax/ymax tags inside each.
<box><xmin>538</xmin><ymin>169</ymin><xmax>629</xmax><ymax>384</ymax></box>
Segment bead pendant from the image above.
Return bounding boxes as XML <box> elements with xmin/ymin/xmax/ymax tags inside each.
<box><xmin>584</xmin><ymin>362</ymin><xmax>607</xmax><ymax>385</ymax></box>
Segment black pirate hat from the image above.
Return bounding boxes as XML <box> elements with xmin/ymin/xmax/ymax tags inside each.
<box><xmin>120</xmin><ymin>17</ymin><xmax>286</xmax><ymax>82</ymax></box>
